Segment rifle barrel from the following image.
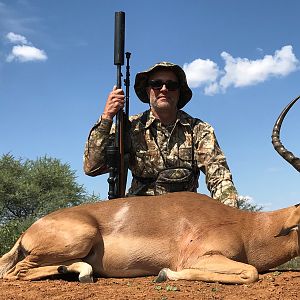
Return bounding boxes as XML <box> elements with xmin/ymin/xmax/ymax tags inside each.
<box><xmin>114</xmin><ymin>11</ymin><xmax>126</xmax><ymax>198</ymax></box>
<box><xmin>114</xmin><ymin>12</ymin><xmax>125</xmax><ymax>67</ymax></box>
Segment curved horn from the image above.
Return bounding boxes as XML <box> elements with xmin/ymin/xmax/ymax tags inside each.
<box><xmin>271</xmin><ymin>95</ymin><xmax>300</xmax><ymax>172</ymax></box>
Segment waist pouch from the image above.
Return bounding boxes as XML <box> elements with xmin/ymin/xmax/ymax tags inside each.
<box><xmin>155</xmin><ymin>167</ymin><xmax>196</xmax><ymax>194</ymax></box>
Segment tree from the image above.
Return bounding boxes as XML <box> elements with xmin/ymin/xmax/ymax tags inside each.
<box><xmin>0</xmin><ymin>153</ymin><xmax>100</xmax><ymax>254</ymax></box>
<box><xmin>236</xmin><ymin>195</ymin><xmax>263</xmax><ymax>211</ymax></box>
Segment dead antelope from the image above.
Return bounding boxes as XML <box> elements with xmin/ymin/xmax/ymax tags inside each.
<box><xmin>0</xmin><ymin>97</ymin><xmax>299</xmax><ymax>285</ymax></box>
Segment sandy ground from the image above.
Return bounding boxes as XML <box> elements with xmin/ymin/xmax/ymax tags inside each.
<box><xmin>0</xmin><ymin>270</ymin><xmax>299</xmax><ymax>300</ymax></box>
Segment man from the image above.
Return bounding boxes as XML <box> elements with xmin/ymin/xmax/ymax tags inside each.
<box><xmin>84</xmin><ymin>62</ymin><xmax>238</xmax><ymax>207</ymax></box>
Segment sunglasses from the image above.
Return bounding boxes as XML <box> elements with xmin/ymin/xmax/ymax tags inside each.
<box><xmin>148</xmin><ymin>80</ymin><xmax>180</xmax><ymax>91</ymax></box>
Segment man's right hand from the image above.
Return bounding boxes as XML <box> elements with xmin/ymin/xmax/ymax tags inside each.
<box><xmin>102</xmin><ymin>86</ymin><xmax>125</xmax><ymax>120</ymax></box>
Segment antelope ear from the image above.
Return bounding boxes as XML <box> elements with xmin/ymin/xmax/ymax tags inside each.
<box><xmin>275</xmin><ymin>204</ymin><xmax>300</xmax><ymax>237</ymax></box>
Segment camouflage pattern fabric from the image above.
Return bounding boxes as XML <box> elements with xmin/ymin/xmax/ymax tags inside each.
<box><xmin>84</xmin><ymin>110</ymin><xmax>238</xmax><ymax>207</ymax></box>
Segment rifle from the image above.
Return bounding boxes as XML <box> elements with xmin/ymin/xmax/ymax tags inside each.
<box><xmin>106</xmin><ymin>11</ymin><xmax>131</xmax><ymax>199</ymax></box>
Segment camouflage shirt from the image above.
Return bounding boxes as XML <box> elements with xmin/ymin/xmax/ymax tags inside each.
<box><xmin>84</xmin><ymin>110</ymin><xmax>238</xmax><ymax>206</ymax></box>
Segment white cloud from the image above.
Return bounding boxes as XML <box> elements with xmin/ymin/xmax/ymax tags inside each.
<box><xmin>183</xmin><ymin>58</ymin><xmax>220</xmax><ymax>88</ymax></box>
<box><xmin>6</xmin><ymin>32</ymin><xmax>28</xmax><ymax>44</ymax></box>
<box><xmin>5</xmin><ymin>31</ymin><xmax>48</xmax><ymax>63</ymax></box>
<box><xmin>1</xmin><ymin>4</ymin><xmax>47</xmax><ymax>63</ymax></box>
<box><xmin>183</xmin><ymin>45</ymin><xmax>299</xmax><ymax>96</ymax></box>
<box><xmin>219</xmin><ymin>45</ymin><xmax>299</xmax><ymax>90</ymax></box>
<box><xmin>204</xmin><ymin>82</ymin><xmax>220</xmax><ymax>96</ymax></box>
<box><xmin>6</xmin><ymin>45</ymin><xmax>47</xmax><ymax>62</ymax></box>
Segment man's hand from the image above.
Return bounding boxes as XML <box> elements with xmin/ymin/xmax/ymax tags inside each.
<box><xmin>102</xmin><ymin>86</ymin><xmax>125</xmax><ymax>120</ymax></box>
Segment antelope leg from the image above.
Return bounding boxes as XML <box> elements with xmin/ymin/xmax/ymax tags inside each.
<box><xmin>156</xmin><ymin>254</ymin><xmax>259</xmax><ymax>284</ymax></box>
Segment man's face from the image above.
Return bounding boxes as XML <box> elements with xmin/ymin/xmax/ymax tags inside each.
<box><xmin>146</xmin><ymin>70</ymin><xmax>180</xmax><ymax>113</ymax></box>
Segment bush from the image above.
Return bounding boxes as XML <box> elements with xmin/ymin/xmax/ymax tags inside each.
<box><xmin>275</xmin><ymin>257</ymin><xmax>300</xmax><ymax>270</ymax></box>
<box><xmin>236</xmin><ymin>195</ymin><xmax>263</xmax><ymax>211</ymax></box>
<box><xmin>0</xmin><ymin>153</ymin><xmax>100</xmax><ymax>255</ymax></box>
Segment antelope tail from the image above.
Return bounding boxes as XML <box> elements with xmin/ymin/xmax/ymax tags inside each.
<box><xmin>271</xmin><ymin>95</ymin><xmax>300</xmax><ymax>172</ymax></box>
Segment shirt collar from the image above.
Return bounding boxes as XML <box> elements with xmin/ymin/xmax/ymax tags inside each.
<box><xmin>143</xmin><ymin>109</ymin><xmax>191</xmax><ymax>129</ymax></box>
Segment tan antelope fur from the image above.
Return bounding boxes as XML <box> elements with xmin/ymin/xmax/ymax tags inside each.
<box><xmin>1</xmin><ymin>95</ymin><xmax>299</xmax><ymax>284</ymax></box>
<box><xmin>0</xmin><ymin>191</ymin><xmax>299</xmax><ymax>284</ymax></box>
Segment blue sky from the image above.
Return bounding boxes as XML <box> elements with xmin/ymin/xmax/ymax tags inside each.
<box><xmin>0</xmin><ymin>0</ymin><xmax>299</xmax><ymax>210</ymax></box>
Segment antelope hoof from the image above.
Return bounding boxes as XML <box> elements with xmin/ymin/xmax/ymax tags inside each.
<box><xmin>79</xmin><ymin>274</ymin><xmax>94</xmax><ymax>283</ymax></box>
<box><xmin>155</xmin><ymin>268</ymin><xmax>169</xmax><ymax>283</ymax></box>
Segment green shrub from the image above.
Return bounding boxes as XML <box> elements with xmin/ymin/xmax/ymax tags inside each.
<box><xmin>0</xmin><ymin>154</ymin><xmax>101</xmax><ymax>255</ymax></box>
<box><xmin>275</xmin><ymin>257</ymin><xmax>300</xmax><ymax>270</ymax></box>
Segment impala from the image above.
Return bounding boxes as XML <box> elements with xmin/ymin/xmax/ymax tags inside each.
<box><xmin>0</xmin><ymin>96</ymin><xmax>299</xmax><ymax>284</ymax></box>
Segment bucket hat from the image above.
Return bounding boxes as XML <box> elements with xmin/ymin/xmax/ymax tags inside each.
<box><xmin>134</xmin><ymin>62</ymin><xmax>192</xmax><ymax>109</ymax></box>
